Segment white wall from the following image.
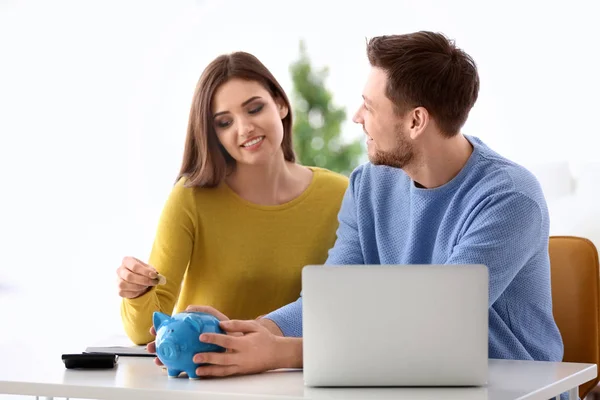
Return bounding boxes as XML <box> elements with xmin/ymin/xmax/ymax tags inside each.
<box><xmin>1</xmin><ymin>0</ymin><xmax>598</xmax><ymax>346</ymax></box>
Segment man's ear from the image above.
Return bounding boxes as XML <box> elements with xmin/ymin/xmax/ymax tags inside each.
<box><xmin>275</xmin><ymin>97</ymin><xmax>289</xmax><ymax>119</ymax></box>
<box><xmin>408</xmin><ymin>107</ymin><xmax>429</xmax><ymax>140</ymax></box>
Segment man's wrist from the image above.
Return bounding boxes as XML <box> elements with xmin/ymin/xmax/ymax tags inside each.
<box><xmin>258</xmin><ymin>317</ymin><xmax>284</xmax><ymax>336</ymax></box>
<box><xmin>273</xmin><ymin>337</ymin><xmax>303</xmax><ymax>369</ymax></box>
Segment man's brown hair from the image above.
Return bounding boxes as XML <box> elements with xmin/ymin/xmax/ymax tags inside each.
<box><xmin>367</xmin><ymin>31</ymin><xmax>479</xmax><ymax>137</ymax></box>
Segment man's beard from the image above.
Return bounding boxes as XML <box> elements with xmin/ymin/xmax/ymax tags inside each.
<box><xmin>368</xmin><ymin>124</ymin><xmax>415</xmax><ymax>169</ymax></box>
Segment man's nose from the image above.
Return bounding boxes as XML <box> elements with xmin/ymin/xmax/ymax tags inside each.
<box><xmin>352</xmin><ymin>108</ymin><xmax>363</xmax><ymax>124</ymax></box>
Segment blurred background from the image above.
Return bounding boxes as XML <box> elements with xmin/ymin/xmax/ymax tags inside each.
<box><xmin>1</xmin><ymin>0</ymin><xmax>599</xmax><ymax>350</ymax></box>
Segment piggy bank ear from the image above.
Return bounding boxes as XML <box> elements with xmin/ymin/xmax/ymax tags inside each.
<box><xmin>184</xmin><ymin>315</ymin><xmax>204</xmax><ymax>333</ymax></box>
<box><xmin>153</xmin><ymin>311</ymin><xmax>171</xmax><ymax>331</ymax></box>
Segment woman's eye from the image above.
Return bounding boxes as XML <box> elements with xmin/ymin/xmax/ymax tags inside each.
<box><xmin>216</xmin><ymin>120</ymin><xmax>231</xmax><ymax>128</ymax></box>
<box><xmin>249</xmin><ymin>104</ymin><xmax>264</xmax><ymax>114</ymax></box>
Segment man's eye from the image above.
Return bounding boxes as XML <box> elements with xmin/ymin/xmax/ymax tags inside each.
<box><xmin>249</xmin><ymin>104</ymin><xmax>264</xmax><ymax>114</ymax></box>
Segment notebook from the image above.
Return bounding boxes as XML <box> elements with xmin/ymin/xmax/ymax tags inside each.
<box><xmin>84</xmin><ymin>334</ymin><xmax>155</xmax><ymax>357</ymax></box>
<box><xmin>84</xmin><ymin>345</ymin><xmax>154</xmax><ymax>357</ymax></box>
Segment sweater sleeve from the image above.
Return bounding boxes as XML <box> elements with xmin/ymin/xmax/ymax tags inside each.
<box><xmin>324</xmin><ymin>167</ymin><xmax>365</xmax><ymax>266</ymax></box>
<box><xmin>263</xmin><ymin>167</ymin><xmax>364</xmax><ymax>337</ymax></box>
<box><xmin>445</xmin><ymin>192</ymin><xmax>545</xmax><ymax>306</ymax></box>
<box><xmin>120</xmin><ymin>179</ymin><xmax>196</xmax><ymax>344</ymax></box>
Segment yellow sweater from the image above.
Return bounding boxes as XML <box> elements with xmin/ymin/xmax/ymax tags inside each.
<box><xmin>121</xmin><ymin>167</ymin><xmax>348</xmax><ymax>344</ymax></box>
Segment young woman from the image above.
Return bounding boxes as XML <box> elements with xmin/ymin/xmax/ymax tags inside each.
<box><xmin>116</xmin><ymin>51</ymin><xmax>349</xmax><ymax>345</ymax></box>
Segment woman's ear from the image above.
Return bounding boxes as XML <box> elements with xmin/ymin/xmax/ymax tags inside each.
<box><xmin>275</xmin><ymin>97</ymin><xmax>289</xmax><ymax>119</ymax></box>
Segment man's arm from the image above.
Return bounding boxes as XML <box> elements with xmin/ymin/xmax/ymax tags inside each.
<box><xmin>445</xmin><ymin>192</ymin><xmax>547</xmax><ymax>305</ymax></box>
<box><xmin>257</xmin><ymin>315</ymin><xmax>283</xmax><ymax>335</ymax></box>
<box><xmin>273</xmin><ymin>337</ymin><xmax>303</xmax><ymax>369</ymax></box>
<box><xmin>262</xmin><ymin>167</ymin><xmax>365</xmax><ymax>338</ymax></box>
<box><xmin>187</xmin><ymin>167</ymin><xmax>367</xmax><ymax>375</ymax></box>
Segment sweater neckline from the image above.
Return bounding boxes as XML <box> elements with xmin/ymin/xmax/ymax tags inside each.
<box><xmin>220</xmin><ymin>167</ymin><xmax>321</xmax><ymax>211</ymax></box>
<box><xmin>410</xmin><ymin>136</ymin><xmax>481</xmax><ymax>196</ymax></box>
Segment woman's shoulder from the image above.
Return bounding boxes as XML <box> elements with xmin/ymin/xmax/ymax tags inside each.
<box><xmin>168</xmin><ymin>175</ymin><xmax>227</xmax><ymax>205</ymax></box>
<box><xmin>310</xmin><ymin>166</ymin><xmax>349</xmax><ymax>183</ymax></box>
<box><xmin>308</xmin><ymin>166</ymin><xmax>350</xmax><ymax>193</ymax></box>
<box><xmin>170</xmin><ymin>175</ymin><xmax>195</xmax><ymax>198</ymax></box>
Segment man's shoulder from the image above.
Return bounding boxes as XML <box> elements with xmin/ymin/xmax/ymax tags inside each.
<box><xmin>469</xmin><ymin>137</ymin><xmax>546</xmax><ymax>207</ymax></box>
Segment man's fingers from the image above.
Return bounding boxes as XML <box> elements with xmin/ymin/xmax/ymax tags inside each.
<box><xmin>200</xmin><ymin>333</ymin><xmax>242</xmax><ymax>350</ymax></box>
<box><xmin>219</xmin><ymin>320</ymin><xmax>261</xmax><ymax>334</ymax></box>
<box><xmin>193</xmin><ymin>351</ymin><xmax>236</xmax><ymax>366</ymax></box>
<box><xmin>195</xmin><ymin>364</ymin><xmax>239</xmax><ymax>377</ymax></box>
<box><xmin>185</xmin><ymin>305</ymin><xmax>230</xmax><ymax>321</ymax></box>
<box><xmin>153</xmin><ymin>357</ymin><xmax>164</xmax><ymax>367</ymax></box>
<box><xmin>149</xmin><ymin>326</ymin><xmax>156</xmax><ymax>336</ymax></box>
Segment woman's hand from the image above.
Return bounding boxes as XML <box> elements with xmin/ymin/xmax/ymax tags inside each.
<box><xmin>116</xmin><ymin>256</ymin><xmax>159</xmax><ymax>299</ymax></box>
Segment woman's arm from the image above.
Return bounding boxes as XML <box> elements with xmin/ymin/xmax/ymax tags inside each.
<box><xmin>120</xmin><ymin>178</ymin><xmax>197</xmax><ymax>345</ymax></box>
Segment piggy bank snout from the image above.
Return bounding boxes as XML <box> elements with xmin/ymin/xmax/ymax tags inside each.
<box><xmin>157</xmin><ymin>328</ymin><xmax>192</xmax><ymax>362</ymax></box>
<box><xmin>158</xmin><ymin>340</ymin><xmax>181</xmax><ymax>361</ymax></box>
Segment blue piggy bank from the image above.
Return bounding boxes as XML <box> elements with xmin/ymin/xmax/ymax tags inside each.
<box><xmin>153</xmin><ymin>311</ymin><xmax>226</xmax><ymax>379</ymax></box>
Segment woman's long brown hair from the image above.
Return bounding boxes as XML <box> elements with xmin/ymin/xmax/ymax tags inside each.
<box><xmin>178</xmin><ymin>52</ymin><xmax>295</xmax><ymax>188</ymax></box>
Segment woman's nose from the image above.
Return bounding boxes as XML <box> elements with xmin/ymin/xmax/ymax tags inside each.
<box><xmin>237</xmin><ymin>115</ymin><xmax>255</xmax><ymax>136</ymax></box>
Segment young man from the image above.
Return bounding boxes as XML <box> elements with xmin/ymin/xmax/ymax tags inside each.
<box><xmin>149</xmin><ymin>31</ymin><xmax>564</xmax><ymax>377</ymax></box>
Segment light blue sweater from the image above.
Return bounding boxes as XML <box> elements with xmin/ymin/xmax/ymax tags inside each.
<box><xmin>265</xmin><ymin>136</ymin><xmax>564</xmax><ymax>362</ymax></box>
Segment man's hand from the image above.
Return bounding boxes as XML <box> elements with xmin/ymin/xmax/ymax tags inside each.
<box><xmin>185</xmin><ymin>305</ymin><xmax>230</xmax><ymax>321</ymax></box>
<box><xmin>146</xmin><ymin>305</ymin><xmax>303</xmax><ymax>375</ymax></box>
<box><xmin>193</xmin><ymin>319</ymin><xmax>283</xmax><ymax>377</ymax></box>
<box><xmin>147</xmin><ymin>305</ymin><xmax>233</xmax><ymax>367</ymax></box>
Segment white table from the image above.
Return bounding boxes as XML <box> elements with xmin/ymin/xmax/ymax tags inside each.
<box><xmin>0</xmin><ymin>344</ymin><xmax>596</xmax><ymax>400</ymax></box>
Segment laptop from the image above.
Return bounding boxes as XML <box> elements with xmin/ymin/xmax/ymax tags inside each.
<box><xmin>301</xmin><ymin>264</ymin><xmax>489</xmax><ymax>387</ymax></box>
